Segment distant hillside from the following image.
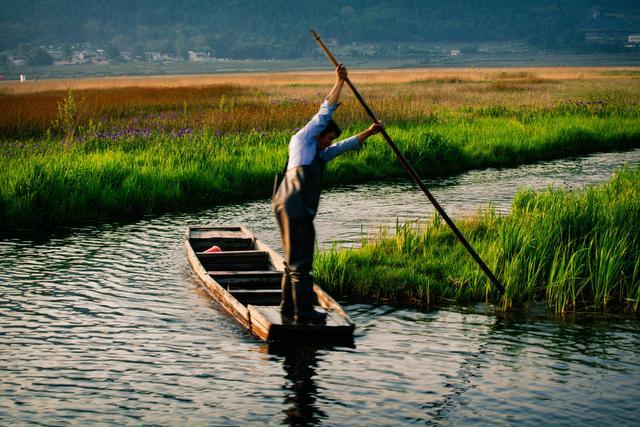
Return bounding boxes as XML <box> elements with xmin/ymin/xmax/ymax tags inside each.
<box><xmin>1</xmin><ymin>0</ymin><xmax>639</xmax><ymax>58</ymax></box>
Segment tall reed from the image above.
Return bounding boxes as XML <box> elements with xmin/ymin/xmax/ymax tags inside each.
<box><xmin>1</xmin><ymin>115</ymin><xmax>639</xmax><ymax>230</ymax></box>
<box><xmin>1</xmin><ymin>68</ymin><xmax>639</xmax><ymax>229</ymax></box>
<box><xmin>314</xmin><ymin>167</ymin><xmax>640</xmax><ymax>313</ymax></box>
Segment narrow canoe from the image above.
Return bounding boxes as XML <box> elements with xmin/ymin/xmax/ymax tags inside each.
<box><xmin>185</xmin><ymin>225</ymin><xmax>355</xmax><ymax>343</ymax></box>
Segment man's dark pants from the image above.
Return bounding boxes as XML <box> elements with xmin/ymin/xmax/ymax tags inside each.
<box><xmin>275</xmin><ymin>207</ymin><xmax>316</xmax><ymax>314</ymax></box>
<box><xmin>273</xmin><ymin>158</ymin><xmax>324</xmax><ymax>316</ymax></box>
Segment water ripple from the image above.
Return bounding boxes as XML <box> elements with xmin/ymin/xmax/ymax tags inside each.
<box><xmin>2</xmin><ymin>149</ymin><xmax>640</xmax><ymax>425</ymax></box>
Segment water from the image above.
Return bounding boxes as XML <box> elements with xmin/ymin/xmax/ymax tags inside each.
<box><xmin>1</xmin><ymin>149</ymin><xmax>640</xmax><ymax>425</ymax></box>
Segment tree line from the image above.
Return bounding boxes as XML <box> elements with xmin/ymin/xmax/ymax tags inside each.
<box><xmin>1</xmin><ymin>0</ymin><xmax>638</xmax><ymax>59</ymax></box>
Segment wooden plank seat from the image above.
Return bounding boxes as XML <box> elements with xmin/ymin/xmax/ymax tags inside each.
<box><xmin>189</xmin><ymin>227</ymin><xmax>253</xmax><ymax>240</ymax></box>
<box><xmin>197</xmin><ymin>250</ymin><xmax>270</xmax><ymax>271</ymax></box>
<box><xmin>191</xmin><ymin>238</ymin><xmax>254</xmax><ymax>252</ymax></box>
<box><xmin>209</xmin><ymin>270</ymin><xmax>283</xmax><ymax>290</ymax></box>
<box><xmin>230</xmin><ymin>289</ymin><xmax>282</xmax><ymax>306</ymax></box>
<box><xmin>196</xmin><ymin>250</ymin><xmax>269</xmax><ymax>259</ymax></box>
<box><xmin>189</xmin><ymin>227</ymin><xmax>255</xmax><ymax>251</ymax></box>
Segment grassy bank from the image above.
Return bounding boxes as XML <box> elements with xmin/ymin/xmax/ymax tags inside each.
<box><xmin>1</xmin><ymin>68</ymin><xmax>639</xmax><ymax>229</ymax></box>
<box><xmin>1</xmin><ymin>111</ymin><xmax>639</xmax><ymax>230</ymax></box>
<box><xmin>314</xmin><ymin>167</ymin><xmax>640</xmax><ymax>313</ymax></box>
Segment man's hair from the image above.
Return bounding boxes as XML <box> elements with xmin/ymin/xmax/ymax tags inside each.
<box><xmin>319</xmin><ymin>119</ymin><xmax>341</xmax><ymax>138</ymax></box>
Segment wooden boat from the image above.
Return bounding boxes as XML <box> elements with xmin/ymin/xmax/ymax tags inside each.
<box><xmin>185</xmin><ymin>225</ymin><xmax>355</xmax><ymax>343</ymax></box>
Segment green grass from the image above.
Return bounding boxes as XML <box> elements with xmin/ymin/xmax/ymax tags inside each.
<box><xmin>1</xmin><ymin>111</ymin><xmax>639</xmax><ymax>230</ymax></box>
<box><xmin>314</xmin><ymin>167</ymin><xmax>640</xmax><ymax>313</ymax></box>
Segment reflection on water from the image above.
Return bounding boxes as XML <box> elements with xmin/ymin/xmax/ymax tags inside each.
<box><xmin>1</xmin><ymin>149</ymin><xmax>640</xmax><ymax>425</ymax></box>
<box><xmin>267</xmin><ymin>345</ymin><xmax>327</xmax><ymax>426</ymax></box>
<box><xmin>314</xmin><ymin>148</ymin><xmax>640</xmax><ymax>246</ymax></box>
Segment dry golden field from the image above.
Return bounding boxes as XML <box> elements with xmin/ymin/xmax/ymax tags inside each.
<box><xmin>1</xmin><ymin>66</ymin><xmax>637</xmax><ymax>94</ymax></box>
<box><xmin>1</xmin><ymin>66</ymin><xmax>639</xmax><ymax>139</ymax></box>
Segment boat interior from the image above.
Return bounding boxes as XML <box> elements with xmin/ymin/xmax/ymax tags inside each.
<box><xmin>189</xmin><ymin>226</ymin><xmax>285</xmax><ymax>306</ymax></box>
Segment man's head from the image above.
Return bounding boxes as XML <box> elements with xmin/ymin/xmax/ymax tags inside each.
<box><xmin>315</xmin><ymin>119</ymin><xmax>341</xmax><ymax>150</ymax></box>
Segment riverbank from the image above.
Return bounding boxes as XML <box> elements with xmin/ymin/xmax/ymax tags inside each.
<box><xmin>1</xmin><ymin>67</ymin><xmax>639</xmax><ymax>229</ymax></box>
<box><xmin>1</xmin><ymin>117</ymin><xmax>639</xmax><ymax>230</ymax></box>
<box><xmin>314</xmin><ymin>167</ymin><xmax>640</xmax><ymax>313</ymax></box>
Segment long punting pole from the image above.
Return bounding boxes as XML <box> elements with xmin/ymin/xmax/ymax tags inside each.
<box><xmin>310</xmin><ymin>30</ymin><xmax>505</xmax><ymax>295</ymax></box>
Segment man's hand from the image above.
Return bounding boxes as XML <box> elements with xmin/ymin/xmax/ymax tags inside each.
<box><xmin>357</xmin><ymin>121</ymin><xmax>385</xmax><ymax>143</ymax></box>
<box><xmin>336</xmin><ymin>64</ymin><xmax>348</xmax><ymax>81</ymax></box>
<box><xmin>326</xmin><ymin>64</ymin><xmax>347</xmax><ymax>104</ymax></box>
<box><xmin>366</xmin><ymin>121</ymin><xmax>384</xmax><ymax>136</ymax></box>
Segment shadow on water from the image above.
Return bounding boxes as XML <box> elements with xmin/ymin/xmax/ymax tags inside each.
<box><xmin>421</xmin><ymin>314</ymin><xmax>505</xmax><ymax>424</ymax></box>
<box><xmin>420</xmin><ymin>309</ymin><xmax>640</xmax><ymax>425</ymax></box>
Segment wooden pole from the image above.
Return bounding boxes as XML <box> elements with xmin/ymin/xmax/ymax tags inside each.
<box><xmin>310</xmin><ymin>30</ymin><xmax>505</xmax><ymax>295</ymax></box>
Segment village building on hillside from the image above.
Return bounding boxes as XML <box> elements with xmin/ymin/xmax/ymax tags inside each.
<box><xmin>72</xmin><ymin>49</ymin><xmax>108</xmax><ymax>64</ymax></box>
<box><xmin>145</xmin><ymin>52</ymin><xmax>183</xmax><ymax>62</ymax></box>
<box><xmin>10</xmin><ymin>55</ymin><xmax>26</xmax><ymax>66</ymax></box>
<box><xmin>188</xmin><ymin>51</ymin><xmax>211</xmax><ymax>62</ymax></box>
<box><xmin>46</xmin><ymin>49</ymin><xmax>64</xmax><ymax>60</ymax></box>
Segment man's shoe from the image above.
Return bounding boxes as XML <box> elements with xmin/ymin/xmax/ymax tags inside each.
<box><xmin>291</xmin><ymin>278</ymin><xmax>326</xmax><ymax>323</ymax></box>
<box><xmin>294</xmin><ymin>308</ymin><xmax>327</xmax><ymax>323</ymax></box>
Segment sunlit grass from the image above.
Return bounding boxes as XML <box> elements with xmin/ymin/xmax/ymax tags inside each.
<box><xmin>0</xmin><ymin>67</ymin><xmax>639</xmax><ymax>229</ymax></box>
<box><xmin>1</xmin><ymin>112</ymin><xmax>638</xmax><ymax>229</ymax></box>
<box><xmin>314</xmin><ymin>167</ymin><xmax>640</xmax><ymax>313</ymax></box>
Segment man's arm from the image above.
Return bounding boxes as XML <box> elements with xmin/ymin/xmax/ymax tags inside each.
<box><xmin>354</xmin><ymin>122</ymin><xmax>384</xmax><ymax>143</ymax></box>
<box><xmin>291</xmin><ymin>64</ymin><xmax>348</xmax><ymax>144</ymax></box>
<box><xmin>325</xmin><ymin>64</ymin><xmax>347</xmax><ymax>105</ymax></box>
<box><xmin>319</xmin><ymin>122</ymin><xmax>384</xmax><ymax>163</ymax></box>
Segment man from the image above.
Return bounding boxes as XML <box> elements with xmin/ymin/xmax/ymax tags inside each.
<box><xmin>273</xmin><ymin>64</ymin><xmax>383</xmax><ymax>322</ymax></box>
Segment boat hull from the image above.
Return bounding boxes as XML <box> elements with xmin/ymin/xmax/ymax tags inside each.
<box><xmin>185</xmin><ymin>225</ymin><xmax>355</xmax><ymax>343</ymax></box>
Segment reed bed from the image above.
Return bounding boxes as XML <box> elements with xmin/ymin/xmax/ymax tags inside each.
<box><xmin>2</xmin><ymin>67</ymin><xmax>639</xmax><ymax>139</ymax></box>
<box><xmin>1</xmin><ymin>66</ymin><xmax>635</xmax><ymax>95</ymax></box>
<box><xmin>1</xmin><ymin>114</ymin><xmax>638</xmax><ymax>229</ymax></box>
<box><xmin>0</xmin><ymin>67</ymin><xmax>639</xmax><ymax>229</ymax></box>
<box><xmin>314</xmin><ymin>167</ymin><xmax>640</xmax><ymax>313</ymax></box>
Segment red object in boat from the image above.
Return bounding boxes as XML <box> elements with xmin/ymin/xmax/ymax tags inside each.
<box><xmin>204</xmin><ymin>245</ymin><xmax>222</xmax><ymax>253</ymax></box>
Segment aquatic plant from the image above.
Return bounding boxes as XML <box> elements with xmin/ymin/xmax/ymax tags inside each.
<box><xmin>314</xmin><ymin>167</ymin><xmax>640</xmax><ymax>313</ymax></box>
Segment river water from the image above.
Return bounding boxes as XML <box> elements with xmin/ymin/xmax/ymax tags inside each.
<box><xmin>1</xmin><ymin>149</ymin><xmax>640</xmax><ymax>425</ymax></box>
